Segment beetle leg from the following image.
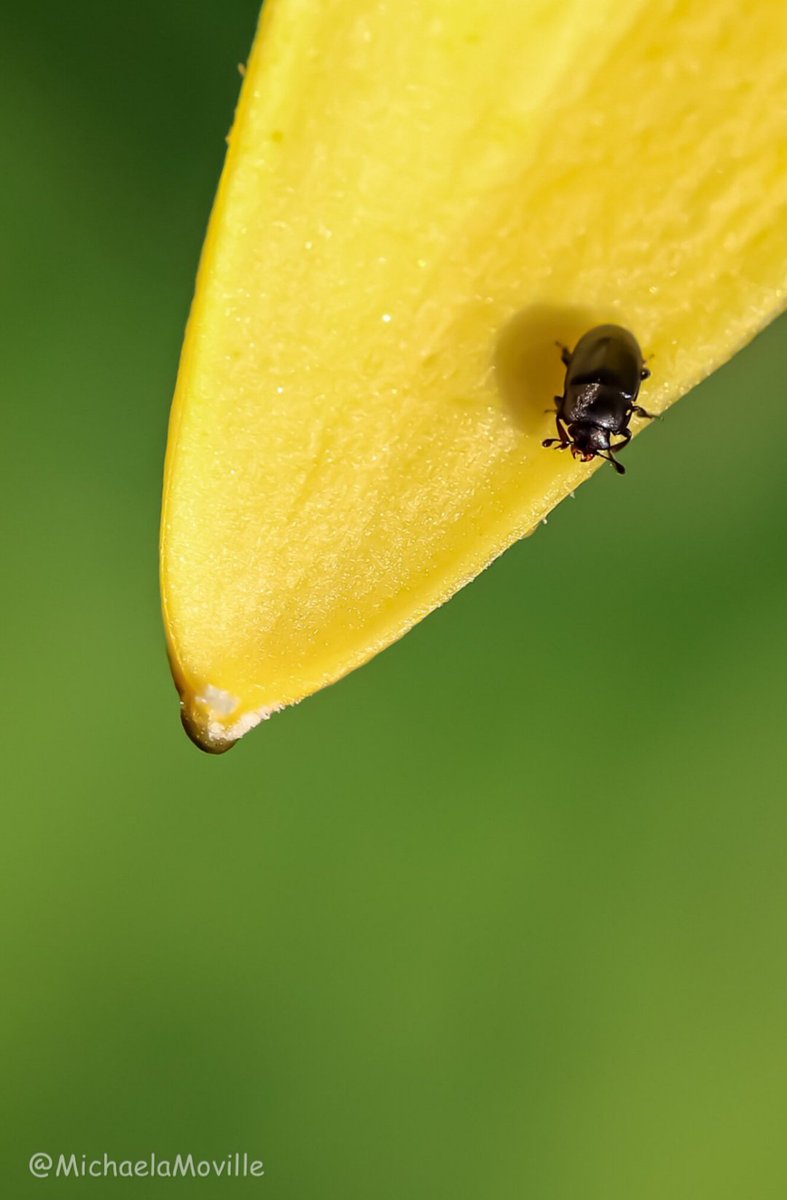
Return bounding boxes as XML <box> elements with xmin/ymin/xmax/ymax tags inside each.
<box><xmin>611</xmin><ymin>429</ymin><xmax>632</xmax><ymax>451</ymax></box>
<box><xmin>555</xmin><ymin>341</ymin><xmax>572</xmax><ymax>367</ymax></box>
<box><xmin>632</xmin><ymin>405</ymin><xmax>657</xmax><ymax>420</ymax></box>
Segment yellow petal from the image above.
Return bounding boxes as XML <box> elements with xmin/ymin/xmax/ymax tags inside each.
<box><xmin>161</xmin><ymin>0</ymin><xmax>787</xmax><ymax>751</ymax></box>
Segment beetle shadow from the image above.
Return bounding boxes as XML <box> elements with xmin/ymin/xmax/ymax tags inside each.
<box><xmin>493</xmin><ymin>303</ymin><xmax>597</xmax><ymax>435</ymax></box>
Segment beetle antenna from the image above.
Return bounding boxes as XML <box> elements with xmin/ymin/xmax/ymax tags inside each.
<box><xmin>598</xmin><ymin>451</ymin><xmax>626</xmax><ymax>474</ymax></box>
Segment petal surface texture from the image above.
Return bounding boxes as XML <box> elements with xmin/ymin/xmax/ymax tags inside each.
<box><xmin>161</xmin><ymin>0</ymin><xmax>787</xmax><ymax>749</ymax></box>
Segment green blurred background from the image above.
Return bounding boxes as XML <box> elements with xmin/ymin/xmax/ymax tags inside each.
<box><xmin>4</xmin><ymin>2</ymin><xmax>787</xmax><ymax>1196</ymax></box>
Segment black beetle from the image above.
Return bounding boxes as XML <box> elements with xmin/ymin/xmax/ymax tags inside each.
<box><xmin>542</xmin><ymin>324</ymin><xmax>655</xmax><ymax>474</ymax></box>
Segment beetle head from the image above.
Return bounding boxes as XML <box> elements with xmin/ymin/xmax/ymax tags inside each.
<box><xmin>568</xmin><ymin>422</ymin><xmax>609</xmax><ymax>462</ymax></box>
